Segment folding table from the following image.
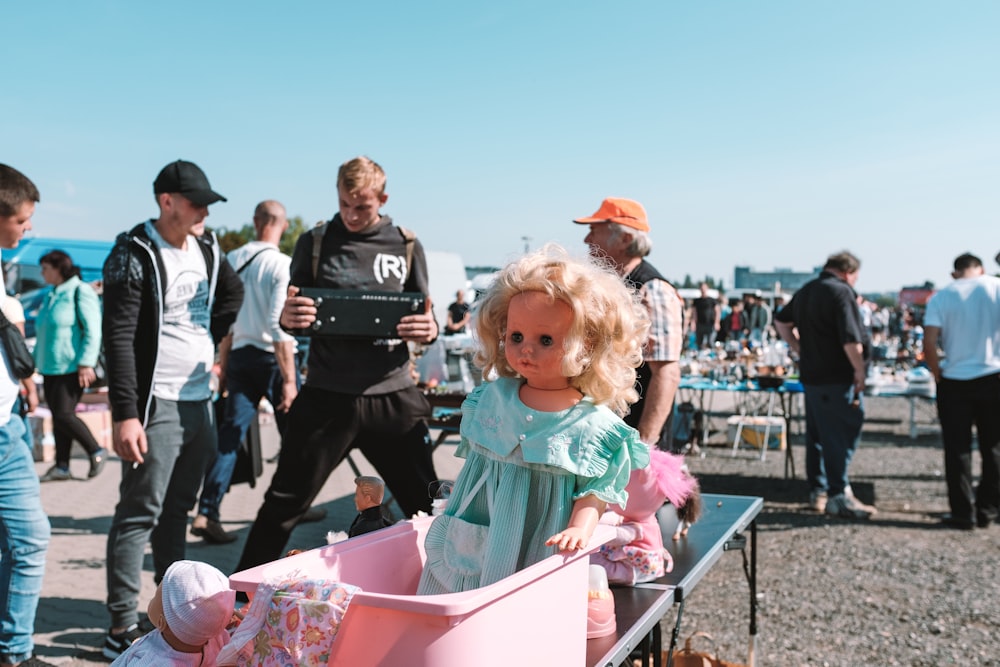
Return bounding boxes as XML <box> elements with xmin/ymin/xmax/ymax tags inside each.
<box><xmin>586</xmin><ymin>493</ymin><xmax>763</xmax><ymax>667</ymax></box>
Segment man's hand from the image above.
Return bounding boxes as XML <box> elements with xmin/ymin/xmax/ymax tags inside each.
<box><xmin>113</xmin><ymin>418</ymin><xmax>148</xmax><ymax>465</ymax></box>
<box><xmin>279</xmin><ymin>285</ymin><xmax>317</xmax><ymax>330</ymax></box>
<box><xmin>24</xmin><ymin>382</ymin><xmax>39</xmax><ymax>413</ymax></box>
<box><xmin>276</xmin><ymin>380</ymin><xmax>298</xmax><ymax>413</ymax></box>
<box><xmin>852</xmin><ymin>367</ymin><xmax>866</xmax><ymax>396</ymax></box>
<box><xmin>398</xmin><ymin>298</ymin><xmax>438</xmax><ymax>344</ymax></box>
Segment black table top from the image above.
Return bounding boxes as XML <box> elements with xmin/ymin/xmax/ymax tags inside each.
<box><xmin>586</xmin><ymin>493</ymin><xmax>763</xmax><ymax>667</ymax></box>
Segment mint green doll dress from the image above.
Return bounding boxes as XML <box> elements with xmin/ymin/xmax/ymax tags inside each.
<box><xmin>418</xmin><ymin>377</ymin><xmax>650</xmax><ymax>595</ymax></box>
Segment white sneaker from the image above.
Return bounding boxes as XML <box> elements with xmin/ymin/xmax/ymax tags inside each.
<box><xmin>825</xmin><ymin>493</ymin><xmax>876</xmax><ymax>520</ymax></box>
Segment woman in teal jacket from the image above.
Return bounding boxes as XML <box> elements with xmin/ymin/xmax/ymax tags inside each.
<box><xmin>34</xmin><ymin>250</ymin><xmax>106</xmax><ymax>481</ymax></box>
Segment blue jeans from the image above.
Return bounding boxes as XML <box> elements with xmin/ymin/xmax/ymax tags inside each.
<box><xmin>197</xmin><ymin>346</ymin><xmax>299</xmax><ymax>522</ymax></box>
<box><xmin>105</xmin><ymin>398</ymin><xmax>215</xmax><ymax>629</ymax></box>
<box><xmin>0</xmin><ymin>417</ymin><xmax>51</xmax><ymax>664</ymax></box>
<box><xmin>803</xmin><ymin>382</ymin><xmax>865</xmax><ymax>498</ymax></box>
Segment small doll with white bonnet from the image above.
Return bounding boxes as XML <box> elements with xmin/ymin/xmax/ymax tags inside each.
<box><xmin>111</xmin><ymin>559</ymin><xmax>236</xmax><ymax>666</ymax></box>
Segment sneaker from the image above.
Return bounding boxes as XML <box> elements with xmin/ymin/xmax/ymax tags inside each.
<box><xmin>88</xmin><ymin>447</ymin><xmax>107</xmax><ymax>478</ymax></box>
<box><xmin>190</xmin><ymin>515</ymin><xmax>238</xmax><ymax>544</ymax></box>
<box><xmin>102</xmin><ymin>623</ymin><xmax>145</xmax><ymax>660</ymax></box>
<box><xmin>939</xmin><ymin>514</ymin><xmax>975</xmax><ymax>531</ymax></box>
<box><xmin>808</xmin><ymin>490</ymin><xmax>828</xmax><ymax>512</ymax></box>
<box><xmin>301</xmin><ymin>506</ymin><xmax>327</xmax><ymax>523</ymax></box>
<box><xmin>825</xmin><ymin>493</ymin><xmax>877</xmax><ymax>520</ymax></box>
<box><xmin>40</xmin><ymin>465</ymin><xmax>72</xmax><ymax>482</ymax></box>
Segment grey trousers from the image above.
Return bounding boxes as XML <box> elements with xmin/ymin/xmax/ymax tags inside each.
<box><xmin>105</xmin><ymin>397</ymin><xmax>216</xmax><ymax>628</ymax></box>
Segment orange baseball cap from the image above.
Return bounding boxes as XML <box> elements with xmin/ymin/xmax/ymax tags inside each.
<box><xmin>572</xmin><ymin>197</ymin><xmax>649</xmax><ymax>232</ymax></box>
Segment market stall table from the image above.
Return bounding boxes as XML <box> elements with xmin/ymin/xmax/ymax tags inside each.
<box><xmin>678</xmin><ymin>376</ymin><xmax>801</xmax><ymax>478</ymax></box>
<box><xmin>865</xmin><ymin>379</ymin><xmax>937</xmax><ymax>439</ymax></box>
<box><xmin>587</xmin><ymin>493</ymin><xmax>763</xmax><ymax>667</ymax></box>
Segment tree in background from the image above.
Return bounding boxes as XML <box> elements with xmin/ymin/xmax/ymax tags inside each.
<box><xmin>213</xmin><ymin>216</ymin><xmax>308</xmax><ymax>255</ymax></box>
<box><xmin>681</xmin><ymin>275</ymin><xmax>724</xmax><ymax>291</ymax></box>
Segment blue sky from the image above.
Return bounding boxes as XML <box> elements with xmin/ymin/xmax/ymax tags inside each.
<box><xmin>3</xmin><ymin>1</ymin><xmax>998</xmax><ymax>293</ymax></box>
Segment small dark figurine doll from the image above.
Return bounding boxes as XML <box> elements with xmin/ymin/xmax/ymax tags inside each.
<box><xmin>348</xmin><ymin>476</ymin><xmax>393</xmax><ymax>538</ymax></box>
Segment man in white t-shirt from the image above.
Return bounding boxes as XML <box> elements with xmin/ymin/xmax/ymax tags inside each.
<box><xmin>100</xmin><ymin>160</ymin><xmax>244</xmax><ymax>659</ymax></box>
<box><xmin>0</xmin><ymin>163</ymin><xmax>53</xmax><ymax>667</ymax></box>
<box><xmin>191</xmin><ymin>200</ymin><xmax>301</xmax><ymax>544</ymax></box>
<box><xmin>923</xmin><ymin>252</ymin><xmax>1000</xmax><ymax>531</ymax></box>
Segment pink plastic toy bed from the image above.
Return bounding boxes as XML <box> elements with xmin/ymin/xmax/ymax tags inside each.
<box><xmin>229</xmin><ymin>515</ymin><xmax>614</xmax><ymax>666</ymax></box>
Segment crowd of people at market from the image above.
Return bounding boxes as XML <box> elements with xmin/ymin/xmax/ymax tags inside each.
<box><xmin>1</xmin><ymin>158</ymin><xmax>997</xmax><ymax>666</ymax></box>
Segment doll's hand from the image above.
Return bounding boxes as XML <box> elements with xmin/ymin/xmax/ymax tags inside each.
<box><xmin>599</xmin><ymin>510</ymin><xmax>624</xmax><ymax>526</ymax></box>
<box><xmin>611</xmin><ymin>523</ymin><xmax>642</xmax><ymax>547</ymax></box>
<box><xmin>545</xmin><ymin>526</ymin><xmax>591</xmax><ymax>552</ymax></box>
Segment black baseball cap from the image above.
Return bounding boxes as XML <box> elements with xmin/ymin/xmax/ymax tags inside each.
<box><xmin>153</xmin><ymin>160</ymin><xmax>227</xmax><ymax>206</ymax></box>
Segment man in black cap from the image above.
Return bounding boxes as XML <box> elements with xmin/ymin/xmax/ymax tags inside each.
<box><xmin>100</xmin><ymin>160</ymin><xmax>243</xmax><ymax>659</ymax></box>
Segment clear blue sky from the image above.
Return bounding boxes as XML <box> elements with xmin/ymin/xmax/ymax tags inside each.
<box><xmin>3</xmin><ymin>1</ymin><xmax>998</xmax><ymax>293</ymax></box>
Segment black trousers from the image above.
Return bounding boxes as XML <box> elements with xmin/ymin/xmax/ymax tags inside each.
<box><xmin>43</xmin><ymin>372</ymin><xmax>101</xmax><ymax>466</ymax></box>
<box><xmin>236</xmin><ymin>384</ymin><xmax>438</xmax><ymax>571</ymax></box>
<box><xmin>936</xmin><ymin>373</ymin><xmax>1000</xmax><ymax>525</ymax></box>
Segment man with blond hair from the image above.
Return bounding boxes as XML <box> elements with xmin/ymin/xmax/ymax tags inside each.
<box><xmin>235</xmin><ymin>156</ymin><xmax>439</xmax><ymax>572</ymax></box>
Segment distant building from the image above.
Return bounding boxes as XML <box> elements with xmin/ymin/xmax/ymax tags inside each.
<box><xmin>733</xmin><ymin>265</ymin><xmax>821</xmax><ymax>293</ymax></box>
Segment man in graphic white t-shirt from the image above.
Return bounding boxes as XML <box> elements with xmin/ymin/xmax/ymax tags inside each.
<box><xmin>100</xmin><ymin>160</ymin><xmax>243</xmax><ymax>660</ymax></box>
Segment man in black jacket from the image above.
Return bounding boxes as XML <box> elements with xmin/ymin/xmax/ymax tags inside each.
<box><xmin>100</xmin><ymin>160</ymin><xmax>243</xmax><ymax>660</ymax></box>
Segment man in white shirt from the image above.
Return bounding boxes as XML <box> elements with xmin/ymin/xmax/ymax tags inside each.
<box><xmin>191</xmin><ymin>200</ymin><xmax>301</xmax><ymax>544</ymax></box>
<box><xmin>0</xmin><ymin>163</ymin><xmax>53</xmax><ymax>667</ymax></box>
<box><xmin>101</xmin><ymin>160</ymin><xmax>243</xmax><ymax>659</ymax></box>
<box><xmin>923</xmin><ymin>252</ymin><xmax>1000</xmax><ymax>530</ymax></box>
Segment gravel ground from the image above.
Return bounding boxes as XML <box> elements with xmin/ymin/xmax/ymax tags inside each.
<box><xmin>34</xmin><ymin>392</ymin><xmax>998</xmax><ymax>666</ymax></box>
<box><xmin>667</xmin><ymin>394</ymin><xmax>1000</xmax><ymax>667</ymax></box>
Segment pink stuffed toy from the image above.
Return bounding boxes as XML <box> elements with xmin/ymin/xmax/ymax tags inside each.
<box><xmin>591</xmin><ymin>449</ymin><xmax>701</xmax><ymax>585</ymax></box>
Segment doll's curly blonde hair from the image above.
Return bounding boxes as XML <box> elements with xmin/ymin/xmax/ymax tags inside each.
<box><xmin>474</xmin><ymin>243</ymin><xmax>649</xmax><ymax>416</ymax></box>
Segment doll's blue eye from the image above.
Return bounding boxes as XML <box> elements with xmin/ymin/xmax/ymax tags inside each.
<box><xmin>510</xmin><ymin>332</ymin><xmax>523</xmax><ymax>343</ymax></box>
<box><xmin>541</xmin><ymin>335</ymin><xmax>554</xmax><ymax>346</ymax></box>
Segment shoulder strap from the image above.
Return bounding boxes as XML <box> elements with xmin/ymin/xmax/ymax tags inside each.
<box><xmin>399</xmin><ymin>226</ymin><xmax>416</xmax><ymax>281</ymax></box>
<box><xmin>236</xmin><ymin>247</ymin><xmax>276</xmax><ymax>275</ymax></box>
<box><xmin>310</xmin><ymin>222</ymin><xmax>416</xmax><ymax>282</ymax></box>
<box><xmin>311</xmin><ymin>221</ymin><xmax>327</xmax><ymax>280</ymax></box>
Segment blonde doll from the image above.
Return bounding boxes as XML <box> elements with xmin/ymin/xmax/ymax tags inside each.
<box><xmin>417</xmin><ymin>244</ymin><xmax>651</xmax><ymax>595</ymax></box>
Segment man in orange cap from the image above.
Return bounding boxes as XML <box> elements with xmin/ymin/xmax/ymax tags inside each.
<box><xmin>573</xmin><ymin>197</ymin><xmax>684</xmax><ymax>451</ymax></box>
